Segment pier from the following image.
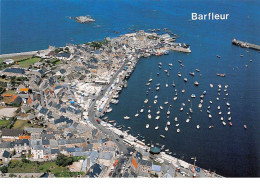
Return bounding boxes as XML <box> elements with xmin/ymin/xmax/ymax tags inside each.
<box><xmin>232</xmin><ymin>38</ymin><xmax>260</xmax><ymax>51</ymax></box>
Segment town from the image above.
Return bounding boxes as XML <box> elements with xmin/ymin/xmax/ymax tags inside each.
<box><xmin>0</xmin><ymin>30</ymin><xmax>220</xmax><ymax>178</ymax></box>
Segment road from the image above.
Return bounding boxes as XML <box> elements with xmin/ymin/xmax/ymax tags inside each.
<box><xmin>0</xmin><ymin>50</ymin><xmax>43</xmax><ymax>58</ymax></box>
<box><xmin>87</xmin><ymin>59</ymin><xmax>132</xmax><ymax>155</ymax></box>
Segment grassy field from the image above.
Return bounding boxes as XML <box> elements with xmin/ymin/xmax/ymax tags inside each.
<box><xmin>4</xmin><ymin>90</ymin><xmax>16</xmax><ymax>95</ymax></box>
<box><xmin>18</xmin><ymin>57</ymin><xmax>41</xmax><ymax>68</ymax></box>
<box><xmin>8</xmin><ymin>160</ymin><xmax>69</xmax><ymax>174</ymax></box>
<box><xmin>0</xmin><ymin>119</ymin><xmax>11</xmax><ymax>129</ymax></box>
<box><xmin>49</xmin><ymin>59</ymin><xmax>61</xmax><ymax>65</ymax></box>
<box><xmin>0</xmin><ymin>55</ymin><xmax>33</xmax><ymax>63</ymax></box>
<box><xmin>13</xmin><ymin>119</ymin><xmax>30</xmax><ymax>129</ymax></box>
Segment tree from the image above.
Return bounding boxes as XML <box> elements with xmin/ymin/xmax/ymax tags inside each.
<box><xmin>55</xmin><ymin>154</ymin><xmax>73</xmax><ymax>167</ymax></box>
<box><xmin>0</xmin><ymin>165</ymin><xmax>8</xmax><ymax>173</ymax></box>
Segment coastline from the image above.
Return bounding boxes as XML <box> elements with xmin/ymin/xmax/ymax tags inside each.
<box><xmin>90</xmin><ymin>51</ymin><xmax>222</xmax><ymax>178</ymax></box>
<box><xmin>0</xmin><ymin>31</ymin><xmax>222</xmax><ymax>178</ymax></box>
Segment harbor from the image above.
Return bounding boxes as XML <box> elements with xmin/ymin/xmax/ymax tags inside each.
<box><xmin>1</xmin><ymin>0</ymin><xmax>259</xmax><ymax>178</ymax></box>
<box><xmin>232</xmin><ymin>39</ymin><xmax>260</xmax><ymax>51</ymax></box>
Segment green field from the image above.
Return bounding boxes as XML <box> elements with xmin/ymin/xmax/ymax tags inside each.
<box><xmin>8</xmin><ymin>160</ymin><xmax>69</xmax><ymax>174</ymax></box>
<box><xmin>18</xmin><ymin>57</ymin><xmax>41</xmax><ymax>68</ymax></box>
<box><xmin>13</xmin><ymin>120</ymin><xmax>30</xmax><ymax>129</ymax></box>
<box><xmin>49</xmin><ymin>59</ymin><xmax>61</xmax><ymax>65</ymax></box>
<box><xmin>0</xmin><ymin>120</ymin><xmax>11</xmax><ymax>129</ymax></box>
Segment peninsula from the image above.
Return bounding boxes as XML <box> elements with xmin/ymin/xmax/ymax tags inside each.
<box><xmin>0</xmin><ymin>30</ymin><xmax>222</xmax><ymax>178</ymax></box>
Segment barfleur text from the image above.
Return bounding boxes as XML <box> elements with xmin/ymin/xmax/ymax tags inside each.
<box><xmin>191</xmin><ymin>13</ymin><xmax>229</xmax><ymax>20</ymax></box>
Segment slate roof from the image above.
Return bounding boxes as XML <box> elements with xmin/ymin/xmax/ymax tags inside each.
<box><xmin>86</xmin><ymin>163</ymin><xmax>103</xmax><ymax>178</ymax></box>
<box><xmin>51</xmin><ymin>149</ymin><xmax>60</xmax><ymax>155</ymax></box>
<box><xmin>4</xmin><ymin>68</ymin><xmax>25</xmax><ymax>74</ymax></box>
<box><xmin>3</xmin><ymin>150</ymin><xmax>10</xmax><ymax>158</ymax></box>
<box><xmin>152</xmin><ymin>165</ymin><xmax>161</xmax><ymax>172</ymax></box>
<box><xmin>2</xmin><ymin>128</ymin><xmax>23</xmax><ymax>137</ymax></box>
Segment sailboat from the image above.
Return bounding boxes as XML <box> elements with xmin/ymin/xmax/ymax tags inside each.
<box><xmin>135</xmin><ymin>110</ymin><xmax>139</xmax><ymax>117</ymax></box>
<box><xmin>156</xmin><ymin>108</ymin><xmax>160</xmax><ymax>114</ymax></box>
<box><xmin>146</xmin><ymin>124</ymin><xmax>149</xmax><ymax>128</ymax></box>
<box><xmin>165</xmin><ymin>126</ymin><xmax>168</xmax><ymax>131</ymax></box>
<box><xmin>167</xmin><ymin>107</ymin><xmax>170</xmax><ymax>115</ymax></box>
<box><xmin>148</xmin><ymin>114</ymin><xmax>152</xmax><ymax>119</ymax></box>
<box><xmin>196</xmin><ymin>125</ymin><xmax>200</xmax><ymax>129</ymax></box>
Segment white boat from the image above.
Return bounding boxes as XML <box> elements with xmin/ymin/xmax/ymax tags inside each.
<box><xmin>198</xmin><ymin>103</ymin><xmax>202</xmax><ymax>108</ymax></box>
<box><xmin>146</xmin><ymin>124</ymin><xmax>149</xmax><ymax>128</ymax></box>
<box><xmin>167</xmin><ymin>121</ymin><xmax>171</xmax><ymax>126</ymax></box>
<box><xmin>167</xmin><ymin>109</ymin><xmax>170</xmax><ymax>115</ymax></box>
<box><xmin>155</xmin><ymin>125</ymin><xmax>159</xmax><ymax>130</ymax></box>
<box><xmin>146</xmin><ymin>82</ymin><xmax>150</xmax><ymax>86</ymax></box>
<box><xmin>182</xmin><ymin>89</ymin><xmax>185</xmax><ymax>93</ymax></box>
<box><xmin>227</xmin><ymin>111</ymin><xmax>231</xmax><ymax>115</ymax></box>
<box><xmin>209</xmin><ymin>125</ymin><xmax>214</xmax><ymax>129</ymax></box>
<box><xmin>209</xmin><ymin>101</ymin><xmax>213</xmax><ymax>104</ymax></box>
<box><xmin>175</xmin><ymin>124</ymin><xmax>179</xmax><ymax>127</ymax></box>
<box><xmin>156</xmin><ymin>110</ymin><xmax>160</xmax><ymax>115</ymax></box>
<box><xmin>178</xmin><ymin>72</ymin><xmax>181</xmax><ymax>77</ymax></box>
<box><xmin>218</xmin><ymin>84</ymin><xmax>222</xmax><ymax>88</ymax></box>
<box><xmin>209</xmin><ymin>114</ymin><xmax>212</xmax><ymax>119</ymax></box>
<box><xmin>124</xmin><ymin>116</ymin><xmax>130</xmax><ymax>120</ymax></box>
<box><xmin>174</xmin><ymin>117</ymin><xmax>178</xmax><ymax>122</ymax></box>
<box><xmin>244</xmin><ymin>125</ymin><xmax>247</xmax><ymax>129</ymax></box>
<box><xmin>135</xmin><ymin>110</ymin><xmax>139</xmax><ymax>117</ymax></box>
<box><xmin>169</xmin><ymin>63</ymin><xmax>173</xmax><ymax>67</ymax></box>
<box><xmin>225</xmin><ymin>85</ymin><xmax>228</xmax><ymax>88</ymax></box>
<box><xmin>217</xmin><ymin>106</ymin><xmax>220</xmax><ymax>110</ymax></box>
<box><xmin>228</xmin><ymin>117</ymin><xmax>231</xmax><ymax>121</ymax></box>
<box><xmin>210</xmin><ymin>84</ymin><xmax>213</xmax><ymax>88</ymax></box>
<box><xmin>154</xmin><ymin>100</ymin><xmax>157</xmax><ymax>104</ymax></box>
<box><xmin>164</xmin><ymin>69</ymin><xmax>168</xmax><ymax>73</ymax></box>
<box><xmin>160</xmin><ymin>135</ymin><xmax>165</xmax><ymax>139</ymax></box>
<box><xmin>148</xmin><ymin>114</ymin><xmax>152</xmax><ymax>119</ymax></box>
<box><xmin>144</xmin><ymin>99</ymin><xmax>148</xmax><ymax>103</ymax></box>
<box><xmin>148</xmin><ymin>109</ymin><xmax>151</xmax><ymax>113</ymax></box>
<box><xmin>222</xmin><ymin>121</ymin><xmax>226</xmax><ymax>126</ymax></box>
<box><xmin>164</xmin><ymin>101</ymin><xmax>168</xmax><ymax>105</ymax></box>
<box><xmin>160</xmin><ymin>106</ymin><xmax>163</xmax><ymax>110</ymax></box>
<box><xmin>106</xmin><ymin>107</ymin><xmax>112</xmax><ymax>113</ymax></box>
<box><xmin>177</xmin><ymin>129</ymin><xmax>180</xmax><ymax>133</ymax></box>
<box><xmin>191</xmin><ymin>94</ymin><xmax>196</xmax><ymax>98</ymax></box>
<box><xmin>140</xmin><ymin>109</ymin><xmax>144</xmax><ymax>113</ymax></box>
<box><xmin>226</xmin><ymin>102</ymin><xmax>230</xmax><ymax>106</ymax></box>
<box><xmin>221</xmin><ymin>117</ymin><xmax>224</xmax><ymax>121</ymax></box>
<box><xmin>194</xmin><ymin>81</ymin><xmax>199</xmax><ymax>86</ymax></box>
<box><xmin>149</xmin><ymin>78</ymin><xmax>153</xmax><ymax>82</ymax></box>
<box><xmin>166</xmin><ymin>84</ymin><xmax>168</xmax><ymax>88</ymax></box>
<box><xmin>219</xmin><ymin>111</ymin><xmax>222</xmax><ymax>115</ymax></box>
<box><xmin>189</xmin><ymin>108</ymin><xmax>193</xmax><ymax>113</ymax></box>
<box><xmin>173</xmin><ymin>96</ymin><xmax>178</xmax><ymax>101</ymax></box>
<box><xmin>180</xmin><ymin>107</ymin><xmax>183</xmax><ymax>111</ymax></box>
<box><xmin>165</xmin><ymin>126</ymin><xmax>168</xmax><ymax>131</ymax></box>
<box><xmin>155</xmin><ymin>116</ymin><xmax>160</xmax><ymax>120</ymax></box>
<box><xmin>186</xmin><ymin>118</ymin><xmax>190</xmax><ymax>123</ymax></box>
<box><xmin>156</xmin><ymin>87</ymin><xmax>160</xmax><ymax>91</ymax></box>
<box><xmin>216</xmin><ymin>97</ymin><xmax>219</xmax><ymax>101</ymax></box>
<box><xmin>197</xmin><ymin>125</ymin><xmax>200</xmax><ymax>129</ymax></box>
<box><xmin>172</xmin><ymin>81</ymin><xmax>176</xmax><ymax>87</ymax></box>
